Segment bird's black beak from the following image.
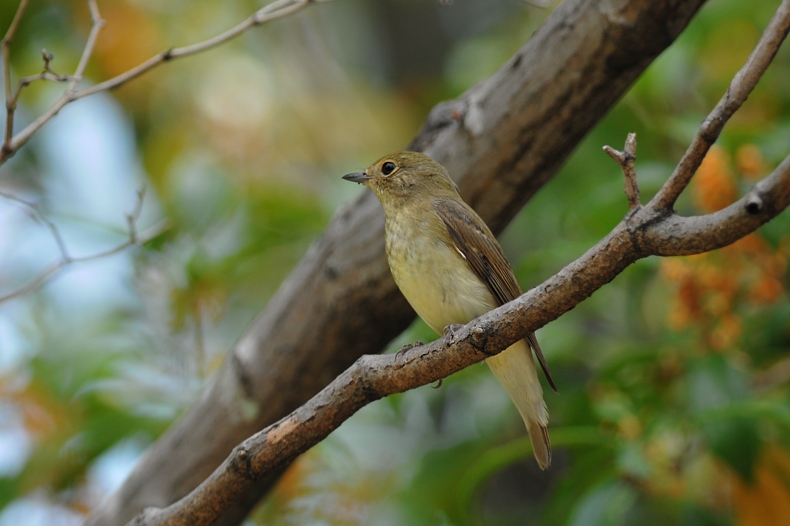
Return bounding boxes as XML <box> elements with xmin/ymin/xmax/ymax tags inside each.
<box><xmin>342</xmin><ymin>172</ymin><xmax>370</xmax><ymax>184</ymax></box>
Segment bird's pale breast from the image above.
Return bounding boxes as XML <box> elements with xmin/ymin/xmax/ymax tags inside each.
<box><xmin>384</xmin><ymin>206</ymin><xmax>496</xmax><ymax>335</ymax></box>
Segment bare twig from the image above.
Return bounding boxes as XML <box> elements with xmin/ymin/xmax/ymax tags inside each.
<box><xmin>22</xmin><ymin>50</ymin><xmax>72</xmax><ymax>82</ymax></box>
<box><xmin>4</xmin><ymin>52</ymin><xmax>73</xmax><ymax>147</ymax></box>
<box><xmin>125</xmin><ymin>187</ymin><xmax>146</xmax><ymax>244</ymax></box>
<box><xmin>2</xmin><ymin>0</ymin><xmax>31</xmax><ymax>154</ymax></box>
<box><xmin>603</xmin><ymin>132</ymin><xmax>640</xmax><ymax>210</ymax></box>
<box><xmin>67</xmin><ymin>0</ymin><xmax>104</xmax><ymax>95</ymax></box>
<box><xmin>1</xmin><ymin>0</ymin><xmax>104</xmax><ymax>162</ymax></box>
<box><xmin>651</xmin><ymin>0</ymin><xmax>790</xmax><ymax>210</ymax></box>
<box><xmin>78</xmin><ymin>0</ymin><xmax>324</xmax><ymax>95</ymax></box>
<box><xmin>0</xmin><ymin>188</ymin><xmax>168</xmax><ymax>304</ymax></box>
<box><xmin>0</xmin><ymin>190</ymin><xmax>71</xmax><ymax>258</ymax></box>
<box><xmin>0</xmin><ymin>0</ymin><xmax>330</xmax><ymax>165</ymax></box>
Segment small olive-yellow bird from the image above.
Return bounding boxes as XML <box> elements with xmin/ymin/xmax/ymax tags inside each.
<box><xmin>343</xmin><ymin>151</ymin><xmax>555</xmax><ymax>469</ymax></box>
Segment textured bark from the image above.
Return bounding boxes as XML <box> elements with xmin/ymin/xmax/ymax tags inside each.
<box><xmin>86</xmin><ymin>0</ymin><xmax>710</xmax><ymax>525</ymax></box>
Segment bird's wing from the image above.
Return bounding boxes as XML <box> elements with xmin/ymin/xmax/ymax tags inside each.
<box><xmin>434</xmin><ymin>198</ymin><xmax>557</xmax><ymax>392</ymax></box>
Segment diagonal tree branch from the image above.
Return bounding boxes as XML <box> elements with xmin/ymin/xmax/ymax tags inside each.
<box><xmin>122</xmin><ymin>1</ymin><xmax>790</xmax><ymax>523</ymax></box>
<box><xmin>67</xmin><ymin>0</ymin><xmax>104</xmax><ymax>96</ymax></box>
<box><xmin>652</xmin><ymin>0</ymin><xmax>790</xmax><ymax>210</ymax></box>
<box><xmin>86</xmin><ymin>1</ymin><xmax>715</xmax><ymax>525</ymax></box>
<box><xmin>127</xmin><ymin>134</ymin><xmax>790</xmax><ymax>526</ymax></box>
<box><xmin>0</xmin><ymin>0</ymin><xmax>331</xmax><ymax>164</ymax></box>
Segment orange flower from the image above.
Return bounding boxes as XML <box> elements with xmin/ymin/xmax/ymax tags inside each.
<box><xmin>710</xmin><ymin>314</ymin><xmax>742</xmax><ymax>350</ymax></box>
<box><xmin>693</xmin><ymin>146</ymin><xmax>738</xmax><ymax>213</ymax></box>
<box><xmin>736</xmin><ymin>144</ymin><xmax>767</xmax><ymax>180</ymax></box>
<box><xmin>750</xmin><ymin>275</ymin><xmax>784</xmax><ymax>305</ymax></box>
<box><xmin>662</xmin><ymin>224</ymin><xmax>786</xmax><ymax>350</ymax></box>
<box><xmin>730</xmin><ymin>447</ymin><xmax>790</xmax><ymax>526</ymax></box>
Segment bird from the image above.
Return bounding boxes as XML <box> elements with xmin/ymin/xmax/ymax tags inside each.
<box><xmin>343</xmin><ymin>151</ymin><xmax>555</xmax><ymax>469</ymax></box>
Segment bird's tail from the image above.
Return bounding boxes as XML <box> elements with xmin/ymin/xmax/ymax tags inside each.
<box><xmin>486</xmin><ymin>338</ymin><xmax>551</xmax><ymax>470</ymax></box>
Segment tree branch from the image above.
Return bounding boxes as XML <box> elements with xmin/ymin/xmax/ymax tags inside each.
<box><xmin>67</xmin><ymin>0</ymin><xmax>104</xmax><ymax>95</ymax></box>
<box><xmin>122</xmin><ymin>1</ymin><xmax>790</xmax><ymax>523</ymax></box>
<box><xmin>85</xmin><ymin>1</ymin><xmax>715</xmax><ymax>525</ymax></box>
<box><xmin>2</xmin><ymin>0</ymin><xmax>30</xmax><ymax>153</ymax></box>
<box><xmin>603</xmin><ymin>132</ymin><xmax>640</xmax><ymax>210</ymax></box>
<box><xmin>127</xmin><ymin>140</ymin><xmax>790</xmax><ymax>526</ymax></box>
<box><xmin>0</xmin><ymin>188</ymin><xmax>169</xmax><ymax>304</ymax></box>
<box><xmin>0</xmin><ymin>0</ymin><xmax>329</xmax><ymax>165</ymax></box>
<box><xmin>652</xmin><ymin>0</ymin><xmax>790</xmax><ymax>210</ymax></box>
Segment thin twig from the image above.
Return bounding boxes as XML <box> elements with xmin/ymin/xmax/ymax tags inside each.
<box><xmin>67</xmin><ymin>220</ymin><xmax>168</xmax><ymax>264</ymax></box>
<box><xmin>603</xmin><ymin>132</ymin><xmax>640</xmax><ymax>210</ymax></box>
<box><xmin>2</xmin><ymin>0</ymin><xmax>106</xmax><ymax>162</ymax></box>
<box><xmin>126</xmin><ymin>186</ymin><xmax>146</xmax><ymax>244</ymax></box>
<box><xmin>0</xmin><ymin>0</ymin><xmax>329</xmax><ymax>165</ymax></box>
<box><xmin>2</xmin><ymin>0</ymin><xmax>31</xmax><ymax>154</ymax></box>
<box><xmin>75</xmin><ymin>0</ymin><xmax>319</xmax><ymax>97</ymax></box>
<box><xmin>0</xmin><ymin>190</ymin><xmax>71</xmax><ymax>260</ymax></box>
<box><xmin>651</xmin><ymin>0</ymin><xmax>790</xmax><ymax>210</ymax></box>
<box><xmin>5</xmin><ymin>52</ymin><xmax>72</xmax><ymax>138</ymax></box>
<box><xmin>18</xmin><ymin>69</ymin><xmax>70</xmax><ymax>87</ymax></box>
<box><xmin>0</xmin><ymin>189</ymin><xmax>168</xmax><ymax>304</ymax></box>
<box><xmin>66</xmin><ymin>0</ymin><xmax>104</xmax><ymax>95</ymax></box>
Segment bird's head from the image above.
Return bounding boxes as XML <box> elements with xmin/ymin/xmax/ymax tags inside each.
<box><xmin>342</xmin><ymin>151</ymin><xmax>460</xmax><ymax>204</ymax></box>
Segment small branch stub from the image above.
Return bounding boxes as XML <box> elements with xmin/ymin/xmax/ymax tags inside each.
<box><xmin>603</xmin><ymin>132</ymin><xmax>640</xmax><ymax>210</ymax></box>
<box><xmin>745</xmin><ymin>193</ymin><xmax>764</xmax><ymax>214</ymax></box>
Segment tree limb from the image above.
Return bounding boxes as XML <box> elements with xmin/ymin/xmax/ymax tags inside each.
<box><xmin>0</xmin><ymin>188</ymin><xmax>169</xmax><ymax>304</ymax></box>
<box><xmin>2</xmin><ymin>0</ymin><xmax>30</xmax><ymax>151</ymax></box>
<box><xmin>124</xmin><ymin>2</ymin><xmax>790</xmax><ymax>523</ymax></box>
<box><xmin>85</xmin><ymin>1</ymin><xmax>715</xmax><ymax>525</ymax></box>
<box><xmin>0</xmin><ymin>0</ymin><xmax>329</xmax><ymax>164</ymax></box>
<box><xmin>127</xmin><ymin>126</ymin><xmax>790</xmax><ymax>526</ymax></box>
<box><xmin>603</xmin><ymin>133</ymin><xmax>640</xmax><ymax>210</ymax></box>
<box><xmin>652</xmin><ymin>0</ymin><xmax>790</xmax><ymax>210</ymax></box>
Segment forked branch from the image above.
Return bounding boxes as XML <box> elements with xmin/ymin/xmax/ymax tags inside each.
<box><xmin>2</xmin><ymin>0</ymin><xmax>31</xmax><ymax>152</ymax></box>
<box><xmin>0</xmin><ymin>0</ymin><xmax>330</xmax><ymax>164</ymax></box>
<box><xmin>651</xmin><ymin>0</ymin><xmax>790</xmax><ymax>210</ymax></box>
<box><xmin>0</xmin><ymin>188</ymin><xmax>168</xmax><ymax>304</ymax></box>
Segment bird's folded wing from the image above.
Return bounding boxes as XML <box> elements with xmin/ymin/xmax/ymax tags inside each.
<box><xmin>433</xmin><ymin>198</ymin><xmax>557</xmax><ymax>392</ymax></box>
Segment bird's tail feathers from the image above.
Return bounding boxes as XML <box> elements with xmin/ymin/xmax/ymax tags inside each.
<box><xmin>486</xmin><ymin>340</ymin><xmax>551</xmax><ymax>470</ymax></box>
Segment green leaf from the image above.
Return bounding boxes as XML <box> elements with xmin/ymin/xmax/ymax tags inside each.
<box><xmin>703</xmin><ymin>419</ymin><xmax>760</xmax><ymax>483</ymax></box>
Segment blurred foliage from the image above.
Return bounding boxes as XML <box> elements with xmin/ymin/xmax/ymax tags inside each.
<box><xmin>0</xmin><ymin>0</ymin><xmax>789</xmax><ymax>525</ymax></box>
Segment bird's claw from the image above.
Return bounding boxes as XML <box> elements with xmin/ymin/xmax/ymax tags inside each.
<box><xmin>396</xmin><ymin>341</ymin><xmax>424</xmax><ymax>359</ymax></box>
<box><xmin>442</xmin><ymin>323</ymin><xmax>464</xmax><ymax>344</ymax></box>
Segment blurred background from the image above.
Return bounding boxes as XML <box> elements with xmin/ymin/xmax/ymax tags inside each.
<box><xmin>0</xmin><ymin>0</ymin><xmax>789</xmax><ymax>524</ymax></box>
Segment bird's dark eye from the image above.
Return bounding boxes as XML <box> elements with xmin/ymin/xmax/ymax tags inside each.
<box><xmin>381</xmin><ymin>161</ymin><xmax>397</xmax><ymax>175</ymax></box>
